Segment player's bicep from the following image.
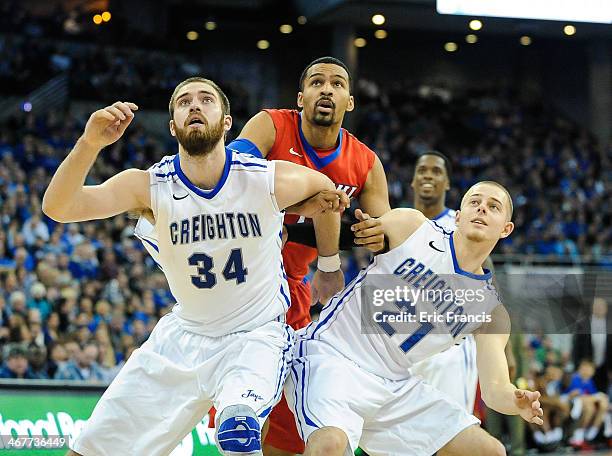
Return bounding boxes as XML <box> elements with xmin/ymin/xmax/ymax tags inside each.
<box><xmin>74</xmin><ymin>169</ymin><xmax>150</xmax><ymax>221</ymax></box>
<box><xmin>237</xmin><ymin>111</ymin><xmax>276</xmax><ymax>158</ymax></box>
<box><xmin>359</xmin><ymin>156</ymin><xmax>391</xmax><ymax>217</ymax></box>
<box><xmin>274</xmin><ymin>160</ymin><xmax>335</xmax><ymax>211</ymax></box>
<box><xmin>379</xmin><ymin>208</ymin><xmax>427</xmax><ymax>249</ymax></box>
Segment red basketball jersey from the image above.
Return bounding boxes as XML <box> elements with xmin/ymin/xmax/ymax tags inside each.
<box><xmin>264</xmin><ymin>109</ymin><xmax>376</xmax><ymax>281</ymax></box>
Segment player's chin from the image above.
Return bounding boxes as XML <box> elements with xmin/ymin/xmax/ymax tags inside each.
<box><xmin>312</xmin><ymin>113</ymin><xmax>334</xmax><ymax>127</ymax></box>
<box><xmin>465</xmin><ymin>230</ymin><xmax>487</xmax><ymax>242</ymax></box>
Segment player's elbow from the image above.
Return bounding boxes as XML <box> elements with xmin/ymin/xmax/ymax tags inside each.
<box><xmin>41</xmin><ymin>192</ymin><xmax>65</xmax><ymax>222</ymax></box>
<box><xmin>42</xmin><ymin>192</ymin><xmax>76</xmax><ymax>223</ymax></box>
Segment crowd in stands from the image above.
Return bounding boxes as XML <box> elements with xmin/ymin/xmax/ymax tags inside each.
<box><xmin>0</xmin><ymin>28</ymin><xmax>610</xmax><ymax>454</ymax></box>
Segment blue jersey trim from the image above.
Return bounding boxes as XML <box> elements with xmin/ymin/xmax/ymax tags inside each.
<box><xmin>296</xmin><ymin>359</ymin><xmax>318</xmax><ymax>428</ymax></box>
<box><xmin>173</xmin><ymin>148</ymin><xmax>232</xmax><ymax>199</ymax></box>
<box><xmin>155</xmin><ymin>171</ymin><xmax>177</xmax><ymax>179</ymax></box>
<box><xmin>308</xmin><ymin>264</ymin><xmax>373</xmax><ymax>340</ymax></box>
<box><xmin>290</xmin><ymin>364</ymin><xmax>306</xmax><ymax>439</ymax></box>
<box><xmin>259</xmin><ymin>326</ymin><xmax>292</xmax><ymax>418</ymax></box>
<box><xmin>449</xmin><ymin>233</ymin><xmax>492</xmax><ymax>280</ymax></box>
<box><xmin>140</xmin><ymin>237</ymin><xmax>159</xmax><ymax>253</ymax></box>
<box><xmin>432</xmin><ymin>207</ymin><xmax>450</xmax><ymax>221</ymax></box>
<box><xmin>297</xmin><ymin>113</ymin><xmax>343</xmax><ymax>169</ymax></box>
<box><xmin>230</xmin><ymin>160</ymin><xmax>267</xmax><ymax>169</ymax></box>
<box><xmin>227</xmin><ymin>138</ymin><xmax>263</xmax><ymax>158</ymax></box>
<box><xmin>153</xmin><ymin>157</ymin><xmax>175</xmax><ymax>169</ymax></box>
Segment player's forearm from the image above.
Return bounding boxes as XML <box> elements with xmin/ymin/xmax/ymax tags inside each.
<box><xmin>42</xmin><ymin>137</ymin><xmax>101</xmax><ymax>221</ymax></box>
<box><xmin>311</xmin><ymin>211</ymin><xmax>340</xmax><ymax>257</ymax></box>
<box><xmin>481</xmin><ymin>382</ymin><xmax>520</xmax><ymax>415</ymax></box>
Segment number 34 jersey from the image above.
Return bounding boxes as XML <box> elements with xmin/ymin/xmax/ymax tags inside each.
<box><xmin>295</xmin><ymin>220</ymin><xmax>501</xmax><ymax>381</ymax></box>
<box><xmin>136</xmin><ymin>148</ymin><xmax>290</xmax><ymax>337</ymax></box>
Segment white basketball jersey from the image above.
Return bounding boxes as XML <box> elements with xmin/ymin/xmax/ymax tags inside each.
<box><xmin>296</xmin><ymin>220</ymin><xmax>500</xmax><ymax>380</ymax></box>
<box><xmin>135</xmin><ymin>148</ymin><xmax>289</xmax><ymax>337</ymax></box>
<box><xmin>431</xmin><ymin>207</ymin><xmax>457</xmax><ymax>232</ymax></box>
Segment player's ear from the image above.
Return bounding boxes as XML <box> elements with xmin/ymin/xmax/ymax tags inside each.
<box><xmin>500</xmin><ymin>221</ymin><xmax>514</xmax><ymax>239</ymax></box>
<box><xmin>455</xmin><ymin>210</ymin><xmax>461</xmax><ymax>224</ymax></box>
<box><xmin>297</xmin><ymin>92</ymin><xmax>304</xmax><ymax>109</ymax></box>
<box><xmin>346</xmin><ymin>95</ymin><xmax>355</xmax><ymax>112</ymax></box>
<box><xmin>169</xmin><ymin>120</ymin><xmax>176</xmax><ymax>137</ymax></box>
<box><xmin>223</xmin><ymin>115</ymin><xmax>232</xmax><ymax>132</ymax></box>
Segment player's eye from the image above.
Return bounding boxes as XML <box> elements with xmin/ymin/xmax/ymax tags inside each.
<box><xmin>470</xmin><ymin>200</ymin><xmax>479</xmax><ymax>206</ymax></box>
<box><xmin>490</xmin><ymin>204</ymin><xmax>500</xmax><ymax>211</ymax></box>
<box><xmin>178</xmin><ymin>99</ymin><xmax>190</xmax><ymax>106</ymax></box>
<box><xmin>203</xmin><ymin>97</ymin><xmax>214</xmax><ymax>103</ymax></box>
<box><xmin>311</xmin><ymin>80</ymin><xmax>322</xmax><ymax>86</ymax></box>
<box><xmin>334</xmin><ymin>81</ymin><xmax>343</xmax><ymax>87</ymax></box>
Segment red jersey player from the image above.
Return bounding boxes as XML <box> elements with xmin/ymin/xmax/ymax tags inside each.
<box><xmin>228</xmin><ymin>57</ymin><xmax>391</xmax><ymax>456</ymax></box>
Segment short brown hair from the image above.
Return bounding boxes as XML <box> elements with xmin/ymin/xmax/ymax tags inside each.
<box><xmin>168</xmin><ymin>77</ymin><xmax>230</xmax><ymax>120</ymax></box>
<box><xmin>461</xmin><ymin>181</ymin><xmax>514</xmax><ymax>220</ymax></box>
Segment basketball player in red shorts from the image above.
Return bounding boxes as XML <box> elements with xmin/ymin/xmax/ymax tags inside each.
<box><xmin>226</xmin><ymin>56</ymin><xmax>391</xmax><ymax>456</ymax></box>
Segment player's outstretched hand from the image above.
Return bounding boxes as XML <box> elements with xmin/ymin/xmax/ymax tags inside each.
<box><xmin>352</xmin><ymin>209</ymin><xmax>385</xmax><ymax>253</ymax></box>
<box><xmin>311</xmin><ymin>269</ymin><xmax>344</xmax><ymax>306</ymax></box>
<box><xmin>514</xmin><ymin>389</ymin><xmax>544</xmax><ymax>425</ymax></box>
<box><xmin>286</xmin><ymin>189</ymin><xmax>350</xmax><ymax>218</ymax></box>
<box><xmin>82</xmin><ymin>101</ymin><xmax>138</xmax><ymax>150</ymax></box>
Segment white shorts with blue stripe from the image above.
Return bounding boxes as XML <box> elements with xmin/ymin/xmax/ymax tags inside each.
<box><xmin>72</xmin><ymin>312</ymin><xmax>293</xmax><ymax>456</ymax></box>
<box><xmin>286</xmin><ymin>348</ymin><xmax>479</xmax><ymax>456</ymax></box>
<box><xmin>410</xmin><ymin>334</ymin><xmax>478</xmax><ymax>412</ymax></box>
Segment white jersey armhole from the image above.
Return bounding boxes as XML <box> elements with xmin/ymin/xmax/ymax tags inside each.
<box><xmin>266</xmin><ymin>160</ymin><xmax>282</xmax><ymax>213</ymax></box>
<box><xmin>147</xmin><ymin>168</ymin><xmax>160</xmax><ymax>222</ymax></box>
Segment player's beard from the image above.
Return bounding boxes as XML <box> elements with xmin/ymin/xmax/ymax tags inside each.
<box><xmin>312</xmin><ymin>110</ymin><xmax>335</xmax><ymax>127</ymax></box>
<box><xmin>175</xmin><ymin>116</ymin><xmax>225</xmax><ymax>157</ymax></box>
<box><xmin>311</xmin><ymin>100</ymin><xmax>337</xmax><ymax>127</ymax></box>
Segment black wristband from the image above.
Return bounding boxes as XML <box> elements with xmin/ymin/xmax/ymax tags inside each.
<box><xmin>284</xmin><ymin>220</ymin><xmax>355</xmax><ymax>250</ymax></box>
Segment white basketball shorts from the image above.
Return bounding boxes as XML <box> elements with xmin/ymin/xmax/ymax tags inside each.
<box><xmin>71</xmin><ymin>312</ymin><xmax>293</xmax><ymax>456</ymax></box>
<box><xmin>410</xmin><ymin>334</ymin><xmax>478</xmax><ymax>412</ymax></box>
<box><xmin>286</xmin><ymin>352</ymin><xmax>479</xmax><ymax>456</ymax></box>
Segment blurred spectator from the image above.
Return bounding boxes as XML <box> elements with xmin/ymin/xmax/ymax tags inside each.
<box><xmin>27</xmin><ymin>344</ymin><xmax>49</xmax><ymax>379</ymax></box>
<box><xmin>54</xmin><ymin>341</ymin><xmax>107</xmax><ymax>382</ymax></box>
<box><xmin>566</xmin><ymin>360</ymin><xmax>610</xmax><ymax>448</ymax></box>
<box><xmin>0</xmin><ymin>344</ymin><xmax>37</xmax><ymax>379</ymax></box>
<box><xmin>573</xmin><ymin>297</ymin><xmax>610</xmax><ymax>391</ymax></box>
<box><xmin>532</xmin><ymin>366</ymin><xmax>569</xmax><ymax>447</ymax></box>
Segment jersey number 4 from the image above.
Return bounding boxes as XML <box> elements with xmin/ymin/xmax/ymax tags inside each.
<box><xmin>188</xmin><ymin>248</ymin><xmax>248</xmax><ymax>289</ymax></box>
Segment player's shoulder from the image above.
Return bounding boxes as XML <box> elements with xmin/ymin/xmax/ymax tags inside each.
<box><xmin>342</xmin><ymin>129</ymin><xmax>375</xmax><ymax>155</ymax></box>
<box><xmin>149</xmin><ymin>154</ymin><xmax>178</xmax><ymax>180</ymax></box>
<box><xmin>228</xmin><ymin>149</ymin><xmax>270</xmax><ymax>172</ymax></box>
<box><xmin>262</xmin><ymin>108</ymin><xmax>299</xmax><ymax>126</ymax></box>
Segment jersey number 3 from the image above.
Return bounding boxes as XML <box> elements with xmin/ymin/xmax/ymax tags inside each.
<box><xmin>188</xmin><ymin>248</ymin><xmax>248</xmax><ymax>289</ymax></box>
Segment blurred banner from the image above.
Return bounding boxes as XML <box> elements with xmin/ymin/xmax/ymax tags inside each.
<box><xmin>0</xmin><ymin>384</ymin><xmax>221</xmax><ymax>455</ymax></box>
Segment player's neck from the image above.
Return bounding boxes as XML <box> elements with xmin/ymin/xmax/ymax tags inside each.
<box><xmin>452</xmin><ymin>231</ymin><xmax>494</xmax><ymax>275</ymax></box>
<box><xmin>414</xmin><ymin>198</ymin><xmax>446</xmax><ymax>220</ymax></box>
<box><xmin>301</xmin><ymin>120</ymin><xmax>342</xmax><ymax>149</ymax></box>
<box><xmin>178</xmin><ymin>143</ymin><xmax>227</xmax><ymax>190</ymax></box>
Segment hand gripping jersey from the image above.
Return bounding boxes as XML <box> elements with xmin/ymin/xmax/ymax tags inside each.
<box><xmin>295</xmin><ymin>220</ymin><xmax>501</xmax><ymax>381</ymax></box>
<box><xmin>135</xmin><ymin>148</ymin><xmax>290</xmax><ymax>337</ymax></box>
<box><xmin>265</xmin><ymin>109</ymin><xmax>375</xmax><ymax>282</ymax></box>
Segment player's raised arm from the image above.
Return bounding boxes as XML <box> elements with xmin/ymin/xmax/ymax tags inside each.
<box><xmin>475</xmin><ymin>305</ymin><xmax>544</xmax><ymax>425</ymax></box>
<box><xmin>42</xmin><ymin>102</ymin><xmax>150</xmax><ymax>223</ymax></box>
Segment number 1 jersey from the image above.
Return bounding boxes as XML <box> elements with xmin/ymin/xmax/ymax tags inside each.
<box><xmin>295</xmin><ymin>219</ymin><xmax>501</xmax><ymax>380</ymax></box>
<box><xmin>136</xmin><ymin>148</ymin><xmax>289</xmax><ymax>337</ymax></box>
